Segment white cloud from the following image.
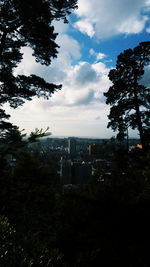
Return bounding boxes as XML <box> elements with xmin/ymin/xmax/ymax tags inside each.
<box><xmin>5</xmin><ymin>6</ymin><xmax>145</xmax><ymax>138</ymax></box>
<box><xmin>14</xmin><ymin>47</ymin><xmax>39</xmax><ymax>76</ymax></box>
<box><xmin>145</xmin><ymin>0</ymin><xmax>150</xmax><ymax>10</ymax></box>
<box><xmin>65</xmin><ymin>88</ymin><xmax>95</xmax><ymax>106</ymax></box>
<box><xmin>53</xmin><ymin>20</ymin><xmax>69</xmax><ymax>34</ymax></box>
<box><xmin>118</xmin><ymin>15</ymin><xmax>148</xmax><ymax>34</ymax></box>
<box><xmin>6</xmin><ymin>99</ymin><xmax>112</xmax><ymax>138</ymax></box>
<box><xmin>89</xmin><ymin>49</ymin><xmax>95</xmax><ymax>56</ymax></box>
<box><xmin>73</xmin><ymin>62</ymin><xmax>99</xmax><ymax>86</ymax></box>
<box><xmin>7</xmin><ymin>44</ymin><xmax>112</xmax><ymax>137</ymax></box>
<box><xmin>96</xmin><ymin>53</ymin><xmax>106</xmax><ymax>61</ymax></box>
<box><xmin>74</xmin><ymin>19</ymin><xmax>95</xmax><ymax>37</ymax></box>
<box><xmin>15</xmin><ymin>31</ymin><xmax>81</xmax><ymax>84</ymax></box>
<box><xmin>146</xmin><ymin>27</ymin><xmax>150</xmax><ymax>33</ymax></box>
<box><xmin>89</xmin><ymin>48</ymin><xmax>106</xmax><ymax>61</ymax></box>
<box><xmin>13</xmin><ymin>25</ymin><xmax>111</xmax><ymax>111</ymax></box>
<box><xmin>48</xmin><ymin>60</ymin><xmax>111</xmax><ymax>107</ymax></box>
<box><xmin>74</xmin><ymin>0</ymin><xmax>150</xmax><ymax>38</ymax></box>
<box><xmin>56</xmin><ymin>34</ymin><xmax>81</xmax><ymax>63</ymax></box>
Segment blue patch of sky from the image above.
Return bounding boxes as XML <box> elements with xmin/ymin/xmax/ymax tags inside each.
<box><xmin>69</xmin><ymin>14</ymin><xmax>150</xmax><ymax>68</ymax></box>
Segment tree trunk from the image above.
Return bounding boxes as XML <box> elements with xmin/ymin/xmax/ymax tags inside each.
<box><xmin>0</xmin><ymin>30</ymin><xmax>8</xmax><ymax>59</ymax></box>
<box><xmin>133</xmin><ymin>71</ymin><xmax>145</xmax><ymax>149</ymax></box>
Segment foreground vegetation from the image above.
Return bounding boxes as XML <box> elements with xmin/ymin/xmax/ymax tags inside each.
<box><xmin>0</xmin><ymin>139</ymin><xmax>150</xmax><ymax>266</ymax></box>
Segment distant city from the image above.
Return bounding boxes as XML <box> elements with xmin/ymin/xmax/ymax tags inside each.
<box><xmin>28</xmin><ymin>137</ymin><xmax>140</xmax><ymax>187</ymax></box>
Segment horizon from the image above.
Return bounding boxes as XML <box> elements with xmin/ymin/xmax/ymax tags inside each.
<box><xmin>33</xmin><ymin>134</ymin><xmax>140</xmax><ymax>140</ymax></box>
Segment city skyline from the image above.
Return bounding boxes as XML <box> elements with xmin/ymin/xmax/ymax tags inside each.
<box><xmin>5</xmin><ymin>0</ymin><xmax>150</xmax><ymax>138</ymax></box>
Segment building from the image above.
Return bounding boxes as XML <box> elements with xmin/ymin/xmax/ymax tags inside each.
<box><xmin>68</xmin><ymin>138</ymin><xmax>76</xmax><ymax>155</ymax></box>
<box><xmin>60</xmin><ymin>157</ymin><xmax>72</xmax><ymax>184</ymax></box>
<box><xmin>60</xmin><ymin>158</ymin><xmax>92</xmax><ymax>185</ymax></box>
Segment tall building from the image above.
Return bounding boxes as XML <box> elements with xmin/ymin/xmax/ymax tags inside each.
<box><xmin>60</xmin><ymin>158</ymin><xmax>92</xmax><ymax>185</ymax></box>
<box><xmin>68</xmin><ymin>138</ymin><xmax>76</xmax><ymax>155</ymax></box>
<box><xmin>60</xmin><ymin>157</ymin><xmax>72</xmax><ymax>184</ymax></box>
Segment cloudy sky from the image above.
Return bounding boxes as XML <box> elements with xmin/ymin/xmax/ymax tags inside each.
<box><xmin>6</xmin><ymin>0</ymin><xmax>150</xmax><ymax>138</ymax></box>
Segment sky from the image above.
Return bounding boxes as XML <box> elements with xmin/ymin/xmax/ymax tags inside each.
<box><xmin>6</xmin><ymin>0</ymin><xmax>150</xmax><ymax>138</ymax></box>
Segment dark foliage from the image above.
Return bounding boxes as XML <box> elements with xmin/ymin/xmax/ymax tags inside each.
<box><xmin>104</xmin><ymin>42</ymin><xmax>150</xmax><ymax>149</ymax></box>
<box><xmin>1</xmin><ymin>143</ymin><xmax>150</xmax><ymax>266</ymax></box>
<box><xmin>0</xmin><ymin>0</ymin><xmax>77</xmax><ymax>137</ymax></box>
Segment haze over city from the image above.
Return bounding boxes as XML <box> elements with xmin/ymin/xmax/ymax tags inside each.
<box><xmin>5</xmin><ymin>0</ymin><xmax>150</xmax><ymax>138</ymax></box>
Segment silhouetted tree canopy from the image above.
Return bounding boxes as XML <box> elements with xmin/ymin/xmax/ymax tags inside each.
<box><xmin>104</xmin><ymin>41</ymin><xmax>150</xmax><ymax>149</ymax></box>
<box><xmin>0</xmin><ymin>0</ymin><xmax>77</xmax><ymax>132</ymax></box>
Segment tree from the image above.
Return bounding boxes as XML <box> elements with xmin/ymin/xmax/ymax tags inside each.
<box><xmin>104</xmin><ymin>42</ymin><xmax>150</xmax><ymax>149</ymax></box>
<box><xmin>0</xmin><ymin>216</ymin><xmax>31</xmax><ymax>266</ymax></box>
<box><xmin>0</xmin><ymin>0</ymin><xmax>77</xmax><ymax>133</ymax></box>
